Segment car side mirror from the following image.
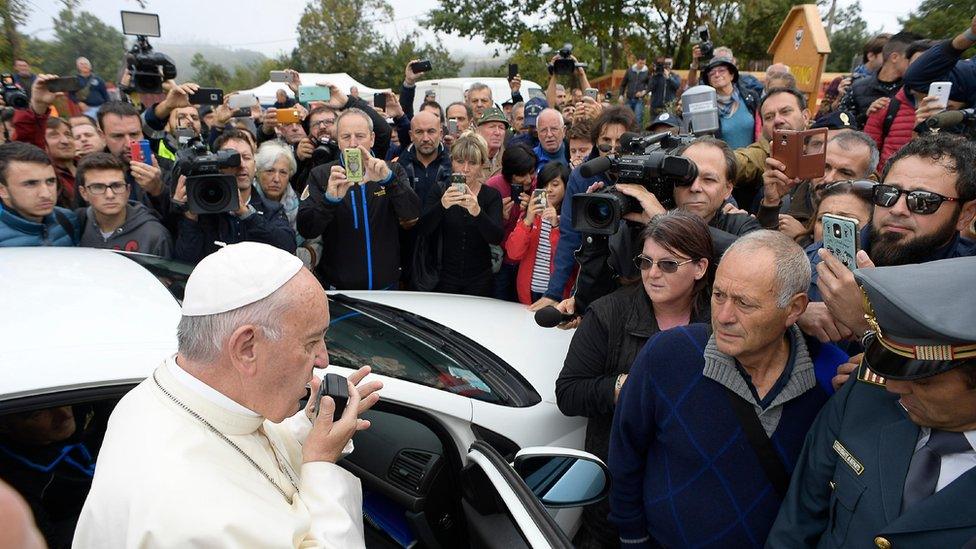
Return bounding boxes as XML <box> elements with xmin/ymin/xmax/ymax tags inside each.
<box><xmin>512</xmin><ymin>447</ymin><xmax>610</xmax><ymax>508</ymax></box>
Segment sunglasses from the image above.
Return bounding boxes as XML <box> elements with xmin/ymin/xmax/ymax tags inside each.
<box><xmin>872</xmin><ymin>183</ymin><xmax>959</xmax><ymax>215</ymax></box>
<box><xmin>633</xmin><ymin>254</ymin><xmax>695</xmax><ymax>273</ymax></box>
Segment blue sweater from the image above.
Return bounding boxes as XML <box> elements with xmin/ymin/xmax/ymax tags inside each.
<box><xmin>0</xmin><ymin>204</ymin><xmax>77</xmax><ymax>247</ymax></box>
<box><xmin>609</xmin><ymin>324</ymin><xmax>845</xmax><ymax>548</ymax></box>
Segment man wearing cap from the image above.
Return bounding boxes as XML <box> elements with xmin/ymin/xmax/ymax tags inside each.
<box><xmin>477</xmin><ymin>107</ymin><xmax>509</xmax><ymax>178</ymax></box>
<box><xmin>768</xmin><ymin>256</ymin><xmax>976</xmax><ymax>548</ymax></box>
<box><xmin>647</xmin><ymin>112</ymin><xmax>682</xmax><ymax>135</ymax></box>
<box><xmin>510</xmin><ymin>97</ymin><xmax>547</xmax><ymax>149</ymax></box>
<box><xmin>74</xmin><ymin>242</ymin><xmax>382</xmax><ymax>548</ymax></box>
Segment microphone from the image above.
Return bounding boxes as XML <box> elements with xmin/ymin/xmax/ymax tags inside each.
<box><xmin>579</xmin><ymin>155</ymin><xmax>612</xmax><ymax>178</ymax></box>
<box><xmin>925</xmin><ymin>109</ymin><xmax>975</xmax><ymax>130</ymax></box>
<box><xmin>619</xmin><ymin>131</ymin><xmax>642</xmax><ymax>150</ymax></box>
<box><xmin>534</xmin><ymin>305</ymin><xmax>577</xmax><ymax>328</ymax></box>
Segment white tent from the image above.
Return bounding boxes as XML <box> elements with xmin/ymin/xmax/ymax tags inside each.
<box><xmin>238</xmin><ymin>73</ymin><xmax>387</xmax><ymax>106</ymax></box>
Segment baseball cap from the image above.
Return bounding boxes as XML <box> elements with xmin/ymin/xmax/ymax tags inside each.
<box><xmin>523</xmin><ymin>97</ymin><xmax>548</xmax><ymax>127</ymax></box>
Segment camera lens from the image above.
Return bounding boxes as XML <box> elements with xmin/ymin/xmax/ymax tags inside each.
<box><xmin>585</xmin><ymin>199</ymin><xmax>614</xmax><ymax>229</ymax></box>
<box><xmin>832</xmin><ymin>224</ymin><xmax>842</xmax><ymax>238</ymax></box>
<box><xmin>198</xmin><ymin>181</ymin><xmax>226</xmax><ymax>207</ymax></box>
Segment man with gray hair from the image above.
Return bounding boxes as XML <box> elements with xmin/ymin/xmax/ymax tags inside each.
<box><xmin>466</xmin><ymin>82</ymin><xmax>493</xmax><ymax>121</ymax></box>
<box><xmin>608</xmin><ymin>230</ymin><xmax>848</xmax><ymax>548</ymax></box>
<box><xmin>70</xmin><ymin>57</ymin><xmax>109</xmax><ymax>118</ymax></box>
<box><xmin>533</xmin><ymin>108</ymin><xmax>569</xmax><ymax>171</ymax></box>
<box><xmin>74</xmin><ymin>242</ymin><xmax>382</xmax><ymax>548</ymax></box>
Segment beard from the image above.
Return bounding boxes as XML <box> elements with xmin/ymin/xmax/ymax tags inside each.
<box><xmin>869</xmin><ymin>212</ymin><xmax>960</xmax><ymax>267</ymax></box>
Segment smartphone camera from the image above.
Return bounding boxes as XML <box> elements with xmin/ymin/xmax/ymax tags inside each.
<box><xmin>832</xmin><ymin>223</ymin><xmax>842</xmax><ymax>239</ymax></box>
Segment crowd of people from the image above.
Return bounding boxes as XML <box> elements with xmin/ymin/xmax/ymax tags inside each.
<box><xmin>1</xmin><ymin>13</ymin><xmax>976</xmax><ymax>549</ymax></box>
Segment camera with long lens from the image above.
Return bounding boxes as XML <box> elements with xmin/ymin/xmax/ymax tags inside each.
<box><xmin>696</xmin><ymin>25</ymin><xmax>715</xmax><ymax>61</ymax></box>
<box><xmin>0</xmin><ymin>74</ymin><xmax>28</xmax><ymax>109</ymax></box>
<box><xmin>173</xmin><ymin>142</ymin><xmax>241</xmax><ymax>214</ymax></box>
<box><xmin>553</xmin><ymin>43</ymin><xmax>586</xmax><ymax>75</ymax></box>
<box><xmin>572</xmin><ymin>133</ymin><xmax>698</xmax><ymax>235</ymax></box>
<box><xmin>120</xmin><ymin>11</ymin><xmax>177</xmax><ymax>94</ymax></box>
<box><xmin>311</xmin><ymin>136</ymin><xmax>340</xmax><ymax>165</ymax></box>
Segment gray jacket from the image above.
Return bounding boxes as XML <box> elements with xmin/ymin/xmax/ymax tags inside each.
<box><xmin>78</xmin><ymin>202</ymin><xmax>173</xmax><ymax>258</ymax></box>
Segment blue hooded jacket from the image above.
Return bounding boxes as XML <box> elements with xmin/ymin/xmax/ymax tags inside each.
<box><xmin>0</xmin><ymin>203</ymin><xmax>77</xmax><ymax>247</ymax></box>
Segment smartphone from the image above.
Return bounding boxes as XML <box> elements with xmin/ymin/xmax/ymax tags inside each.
<box><xmin>344</xmin><ymin>148</ymin><xmax>364</xmax><ymax>183</ymax></box>
<box><xmin>310</xmin><ymin>373</ymin><xmax>349</xmax><ymax>421</ymax></box>
<box><xmin>269</xmin><ymin>70</ymin><xmax>289</xmax><ymax>83</ymax></box>
<box><xmin>299</xmin><ymin>85</ymin><xmax>331</xmax><ymax>103</ymax></box>
<box><xmin>276</xmin><ymin>108</ymin><xmax>300</xmax><ymax>124</ymax></box>
<box><xmin>450</xmin><ymin>173</ymin><xmax>466</xmax><ymax>194</ymax></box>
<box><xmin>928</xmin><ymin>81</ymin><xmax>952</xmax><ymax>109</ymax></box>
<box><xmin>822</xmin><ymin>214</ymin><xmax>860</xmax><ymax>270</ymax></box>
<box><xmin>188</xmin><ymin>87</ymin><xmax>223</xmax><ymax>105</ymax></box>
<box><xmin>510</xmin><ymin>183</ymin><xmax>524</xmax><ymax>202</ymax></box>
<box><xmin>129</xmin><ymin>139</ymin><xmax>152</xmax><ymax>165</ymax></box>
<box><xmin>772</xmin><ymin>128</ymin><xmax>827</xmax><ymax>180</ymax></box>
<box><xmin>228</xmin><ymin>93</ymin><xmax>258</xmax><ymax>110</ymax></box>
<box><xmin>410</xmin><ymin>60</ymin><xmax>432</xmax><ymax>74</ymax></box>
<box><xmin>532</xmin><ymin>188</ymin><xmax>548</xmax><ymax>207</ymax></box>
<box><xmin>584</xmin><ymin>87</ymin><xmax>599</xmax><ymax>100</ymax></box>
<box><xmin>45</xmin><ymin>76</ymin><xmax>81</xmax><ymax>93</ymax></box>
<box><xmin>447</xmin><ymin>118</ymin><xmax>458</xmax><ymax>135</ymax></box>
<box><xmin>508</xmin><ymin>63</ymin><xmax>519</xmax><ymax>81</ymax></box>
<box><xmin>373</xmin><ymin>92</ymin><xmax>387</xmax><ymax>110</ymax></box>
<box><xmin>231</xmin><ymin>107</ymin><xmax>251</xmax><ymax>118</ymax></box>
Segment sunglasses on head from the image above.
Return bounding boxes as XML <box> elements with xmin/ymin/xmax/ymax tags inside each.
<box><xmin>871</xmin><ymin>183</ymin><xmax>959</xmax><ymax>215</ymax></box>
<box><xmin>633</xmin><ymin>254</ymin><xmax>694</xmax><ymax>273</ymax></box>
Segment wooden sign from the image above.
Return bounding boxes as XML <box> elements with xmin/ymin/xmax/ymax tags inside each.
<box><xmin>768</xmin><ymin>4</ymin><xmax>831</xmax><ymax>106</ymax></box>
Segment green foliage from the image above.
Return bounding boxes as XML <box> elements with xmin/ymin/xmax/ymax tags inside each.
<box><xmin>900</xmin><ymin>0</ymin><xmax>976</xmax><ymax>41</ymax></box>
<box><xmin>362</xmin><ymin>32</ymin><xmax>463</xmax><ymax>90</ymax></box>
<box><xmin>44</xmin><ymin>8</ymin><xmax>125</xmax><ymax>76</ymax></box>
<box><xmin>190</xmin><ymin>53</ymin><xmax>231</xmax><ymax>88</ymax></box>
<box><xmin>825</xmin><ymin>2</ymin><xmax>873</xmax><ymax>73</ymax></box>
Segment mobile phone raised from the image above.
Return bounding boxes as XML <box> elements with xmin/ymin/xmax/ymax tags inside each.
<box><xmin>410</xmin><ymin>60</ymin><xmax>432</xmax><ymax>74</ymax></box>
<box><xmin>276</xmin><ymin>108</ymin><xmax>300</xmax><ymax>124</ymax></box>
<box><xmin>373</xmin><ymin>92</ymin><xmax>387</xmax><ymax>110</ymax></box>
<box><xmin>508</xmin><ymin>63</ymin><xmax>519</xmax><ymax>81</ymax></box>
<box><xmin>928</xmin><ymin>81</ymin><xmax>952</xmax><ymax>109</ymax></box>
<box><xmin>771</xmin><ymin>128</ymin><xmax>827</xmax><ymax>180</ymax></box>
<box><xmin>269</xmin><ymin>70</ymin><xmax>289</xmax><ymax>83</ymax></box>
<box><xmin>45</xmin><ymin>77</ymin><xmax>81</xmax><ymax>93</ymax></box>
<box><xmin>299</xmin><ymin>85</ymin><xmax>331</xmax><ymax>103</ymax></box>
<box><xmin>584</xmin><ymin>87</ymin><xmax>599</xmax><ymax>100</ymax></box>
<box><xmin>227</xmin><ymin>93</ymin><xmax>258</xmax><ymax>110</ymax></box>
<box><xmin>129</xmin><ymin>139</ymin><xmax>153</xmax><ymax>165</ymax></box>
<box><xmin>188</xmin><ymin>87</ymin><xmax>223</xmax><ymax>106</ymax></box>
<box><xmin>310</xmin><ymin>373</ymin><xmax>349</xmax><ymax>421</ymax></box>
<box><xmin>822</xmin><ymin>214</ymin><xmax>860</xmax><ymax>270</ymax></box>
<box><xmin>532</xmin><ymin>188</ymin><xmax>548</xmax><ymax>207</ymax></box>
<box><xmin>447</xmin><ymin>118</ymin><xmax>459</xmax><ymax>135</ymax></box>
<box><xmin>344</xmin><ymin>148</ymin><xmax>365</xmax><ymax>183</ymax></box>
<box><xmin>451</xmin><ymin>173</ymin><xmax>466</xmax><ymax>194</ymax></box>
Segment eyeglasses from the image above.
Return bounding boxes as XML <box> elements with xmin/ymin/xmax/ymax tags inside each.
<box><xmin>310</xmin><ymin>119</ymin><xmax>336</xmax><ymax>129</ymax></box>
<box><xmin>871</xmin><ymin>183</ymin><xmax>959</xmax><ymax>215</ymax></box>
<box><xmin>633</xmin><ymin>254</ymin><xmax>695</xmax><ymax>273</ymax></box>
<box><xmin>814</xmin><ymin>179</ymin><xmax>876</xmax><ymax>198</ymax></box>
<box><xmin>85</xmin><ymin>182</ymin><xmax>129</xmax><ymax>195</ymax></box>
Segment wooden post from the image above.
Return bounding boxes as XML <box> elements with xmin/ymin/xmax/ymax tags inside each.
<box><xmin>767</xmin><ymin>5</ymin><xmax>832</xmax><ymax>107</ymax></box>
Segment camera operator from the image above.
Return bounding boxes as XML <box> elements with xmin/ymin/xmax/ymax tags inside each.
<box><xmin>70</xmin><ymin>58</ymin><xmax>109</xmax><ymax>118</ymax></box>
<box><xmin>290</xmin><ymin>105</ymin><xmax>339</xmax><ymax>194</ymax></box>
<box><xmin>648</xmin><ymin>56</ymin><xmax>680</xmax><ymax>118</ymax></box>
<box><xmin>297</xmin><ymin>108</ymin><xmax>420</xmax><ymax>290</ymax></box>
<box><xmin>172</xmin><ymin>129</ymin><xmax>296</xmax><ymax>263</ymax></box>
<box><xmin>140</xmin><ymin>81</ymin><xmax>203</xmax><ymax>161</ymax></box>
<box><xmin>547</xmin><ymin>51</ymin><xmax>592</xmax><ymax>115</ymax></box>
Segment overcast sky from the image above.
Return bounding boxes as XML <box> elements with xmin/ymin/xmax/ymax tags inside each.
<box><xmin>20</xmin><ymin>0</ymin><xmax>926</xmax><ymax>59</ymax></box>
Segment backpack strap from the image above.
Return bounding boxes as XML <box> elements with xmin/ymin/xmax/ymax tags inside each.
<box><xmin>878</xmin><ymin>94</ymin><xmax>902</xmax><ymax>152</ymax></box>
<box><xmin>52</xmin><ymin>209</ymin><xmax>77</xmax><ymax>244</ymax></box>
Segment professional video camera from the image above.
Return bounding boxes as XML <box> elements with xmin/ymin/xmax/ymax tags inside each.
<box><xmin>572</xmin><ymin>132</ymin><xmax>698</xmax><ymax>235</ymax></box>
<box><xmin>173</xmin><ymin>142</ymin><xmax>241</xmax><ymax>215</ymax></box>
<box><xmin>0</xmin><ymin>74</ymin><xmax>28</xmax><ymax>109</ymax></box>
<box><xmin>553</xmin><ymin>44</ymin><xmax>587</xmax><ymax>76</ymax></box>
<box><xmin>120</xmin><ymin>11</ymin><xmax>176</xmax><ymax>94</ymax></box>
<box><xmin>696</xmin><ymin>25</ymin><xmax>715</xmax><ymax>61</ymax></box>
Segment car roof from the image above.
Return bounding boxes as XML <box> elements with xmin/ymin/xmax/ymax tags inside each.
<box><xmin>337</xmin><ymin>291</ymin><xmax>574</xmax><ymax>405</ymax></box>
<box><xmin>0</xmin><ymin>248</ymin><xmax>180</xmax><ymax>401</ymax></box>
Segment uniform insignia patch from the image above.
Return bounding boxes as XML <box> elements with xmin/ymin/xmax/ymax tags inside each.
<box><xmin>833</xmin><ymin>440</ymin><xmax>864</xmax><ymax>475</ymax></box>
<box><xmin>374</xmin><ymin>188</ymin><xmax>387</xmax><ymax>198</ymax></box>
<box><xmin>857</xmin><ymin>363</ymin><xmax>886</xmax><ymax>386</ymax></box>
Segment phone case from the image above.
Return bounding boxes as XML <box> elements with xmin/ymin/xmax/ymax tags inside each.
<box><xmin>228</xmin><ymin>94</ymin><xmax>257</xmax><ymax>109</ymax></box>
<box><xmin>269</xmin><ymin>71</ymin><xmax>289</xmax><ymax>82</ymax></box>
<box><xmin>300</xmin><ymin>86</ymin><xmax>331</xmax><ymax>103</ymax></box>
<box><xmin>584</xmin><ymin>88</ymin><xmax>598</xmax><ymax>99</ymax></box>
<box><xmin>276</xmin><ymin>108</ymin><xmax>300</xmax><ymax>124</ymax></box>
<box><xmin>373</xmin><ymin>93</ymin><xmax>387</xmax><ymax>109</ymax></box>
<box><xmin>189</xmin><ymin>88</ymin><xmax>223</xmax><ymax>105</ymax></box>
<box><xmin>451</xmin><ymin>174</ymin><xmax>466</xmax><ymax>194</ymax></box>
<box><xmin>312</xmin><ymin>374</ymin><xmax>348</xmax><ymax>421</ymax></box>
<box><xmin>822</xmin><ymin>214</ymin><xmax>859</xmax><ymax>270</ymax></box>
<box><xmin>447</xmin><ymin>119</ymin><xmax>458</xmax><ymax>134</ymax></box>
<box><xmin>129</xmin><ymin>141</ymin><xmax>143</xmax><ymax>163</ymax></box>
<box><xmin>533</xmin><ymin>189</ymin><xmax>548</xmax><ymax>207</ymax></box>
<box><xmin>344</xmin><ymin>149</ymin><xmax>364</xmax><ymax>183</ymax></box>
<box><xmin>771</xmin><ymin>128</ymin><xmax>827</xmax><ymax>180</ymax></box>
<box><xmin>928</xmin><ymin>82</ymin><xmax>951</xmax><ymax>108</ymax></box>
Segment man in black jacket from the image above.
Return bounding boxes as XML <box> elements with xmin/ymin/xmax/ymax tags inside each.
<box><xmin>838</xmin><ymin>31</ymin><xmax>922</xmax><ymax>126</ymax></box>
<box><xmin>297</xmin><ymin>108</ymin><xmax>421</xmax><ymax>290</ymax></box>
<box><xmin>173</xmin><ymin>129</ymin><xmax>296</xmax><ymax>263</ymax></box>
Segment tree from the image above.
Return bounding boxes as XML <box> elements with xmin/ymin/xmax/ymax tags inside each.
<box><xmin>293</xmin><ymin>0</ymin><xmax>393</xmax><ymax>75</ymax></box>
<box><xmin>0</xmin><ymin>0</ymin><xmax>28</xmax><ymax>62</ymax></box>
<box><xmin>824</xmin><ymin>2</ymin><xmax>873</xmax><ymax>73</ymax></box>
<box><xmin>901</xmin><ymin>0</ymin><xmax>976</xmax><ymax>41</ymax></box>
<box><xmin>364</xmin><ymin>32</ymin><xmax>463</xmax><ymax>90</ymax></box>
<box><xmin>191</xmin><ymin>52</ymin><xmax>231</xmax><ymax>89</ymax></box>
<box><xmin>42</xmin><ymin>8</ymin><xmax>125</xmax><ymax>77</ymax></box>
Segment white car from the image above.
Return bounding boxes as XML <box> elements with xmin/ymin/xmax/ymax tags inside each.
<box><xmin>0</xmin><ymin>248</ymin><xmax>599</xmax><ymax>548</ymax></box>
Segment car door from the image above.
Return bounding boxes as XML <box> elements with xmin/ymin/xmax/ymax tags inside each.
<box><xmin>460</xmin><ymin>441</ymin><xmax>609</xmax><ymax>549</ymax></box>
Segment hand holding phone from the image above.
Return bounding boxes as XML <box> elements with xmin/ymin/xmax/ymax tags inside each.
<box><xmin>373</xmin><ymin>92</ymin><xmax>387</xmax><ymax>110</ymax></box>
<box><xmin>410</xmin><ymin>60</ymin><xmax>432</xmax><ymax>74</ymax></box>
<box><xmin>45</xmin><ymin>77</ymin><xmax>81</xmax><ymax>93</ymax></box>
<box><xmin>927</xmin><ymin>81</ymin><xmax>951</xmax><ymax>109</ymax></box>
<box><xmin>771</xmin><ymin>128</ymin><xmax>827</xmax><ymax>180</ymax></box>
<box><xmin>344</xmin><ymin>148</ymin><xmax>365</xmax><ymax>183</ymax></box>
<box><xmin>188</xmin><ymin>87</ymin><xmax>223</xmax><ymax>106</ymax></box>
<box><xmin>508</xmin><ymin>63</ymin><xmax>519</xmax><ymax>81</ymax></box>
<box><xmin>822</xmin><ymin>214</ymin><xmax>859</xmax><ymax>270</ymax></box>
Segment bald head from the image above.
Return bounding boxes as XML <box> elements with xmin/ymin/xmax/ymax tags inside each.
<box><xmin>410</xmin><ymin>110</ymin><xmax>443</xmax><ymax>158</ymax></box>
<box><xmin>0</xmin><ymin>480</ymin><xmax>46</xmax><ymax>549</ymax></box>
<box><xmin>536</xmin><ymin>109</ymin><xmax>566</xmax><ymax>154</ymax></box>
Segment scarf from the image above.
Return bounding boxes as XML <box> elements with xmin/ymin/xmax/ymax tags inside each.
<box><xmin>716</xmin><ymin>87</ymin><xmax>742</xmax><ymax>119</ymax></box>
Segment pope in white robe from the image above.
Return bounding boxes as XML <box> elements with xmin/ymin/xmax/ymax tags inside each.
<box><xmin>73</xmin><ymin>242</ymin><xmax>382</xmax><ymax>548</ymax></box>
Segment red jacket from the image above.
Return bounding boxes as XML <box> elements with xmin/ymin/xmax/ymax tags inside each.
<box><xmin>13</xmin><ymin>107</ymin><xmax>78</xmax><ymax>207</ymax></box>
<box><xmin>863</xmin><ymin>87</ymin><xmax>916</xmax><ymax>172</ymax></box>
<box><xmin>504</xmin><ymin>215</ymin><xmax>575</xmax><ymax>305</ymax></box>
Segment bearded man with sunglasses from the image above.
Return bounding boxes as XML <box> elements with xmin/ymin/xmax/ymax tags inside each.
<box><xmin>809</xmin><ymin>134</ymin><xmax>976</xmax><ymax>343</ymax></box>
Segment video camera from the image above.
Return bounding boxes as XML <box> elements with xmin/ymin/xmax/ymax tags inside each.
<box><xmin>572</xmin><ymin>132</ymin><xmax>698</xmax><ymax>235</ymax></box>
<box><xmin>553</xmin><ymin>44</ymin><xmax>587</xmax><ymax>76</ymax></box>
<box><xmin>173</xmin><ymin>142</ymin><xmax>241</xmax><ymax>214</ymax></box>
<box><xmin>0</xmin><ymin>74</ymin><xmax>28</xmax><ymax>109</ymax></box>
<box><xmin>696</xmin><ymin>25</ymin><xmax>715</xmax><ymax>61</ymax></box>
<box><xmin>120</xmin><ymin>11</ymin><xmax>176</xmax><ymax>94</ymax></box>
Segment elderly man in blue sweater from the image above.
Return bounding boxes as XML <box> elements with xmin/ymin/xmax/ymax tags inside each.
<box><xmin>608</xmin><ymin>230</ymin><xmax>847</xmax><ymax>548</ymax></box>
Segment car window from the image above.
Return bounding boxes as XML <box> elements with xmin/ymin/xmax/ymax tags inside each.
<box><xmin>119</xmin><ymin>253</ymin><xmax>193</xmax><ymax>303</ymax></box>
<box><xmin>327</xmin><ymin>298</ymin><xmax>501</xmax><ymax>404</ymax></box>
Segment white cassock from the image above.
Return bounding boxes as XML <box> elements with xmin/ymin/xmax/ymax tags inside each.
<box><xmin>73</xmin><ymin>357</ymin><xmax>364</xmax><ymax>548</ymax></box>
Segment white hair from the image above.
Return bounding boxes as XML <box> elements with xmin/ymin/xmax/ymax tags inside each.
<box><xmin>723</xmin><ymin>230</ymin><xmax>811</xmax><ymax>308</ymax></box>
<box><xmin>255</xmin><ymin>140</ymin><xmax>297</xmax><ymax>177</ymax></box>
<box><xmin>176</xmin><ymin>286</ymin><xmax>293</xmax><ymax>362</ymax></box>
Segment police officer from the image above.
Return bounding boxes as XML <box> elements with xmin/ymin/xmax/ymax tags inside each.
<box><xmin>767</xmin><ymin>256</ymin><xmax>976</xmax><ymax>548</ymax></box>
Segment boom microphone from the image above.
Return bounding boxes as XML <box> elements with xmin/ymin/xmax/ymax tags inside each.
<box><xmin>579</xmin><ymin>155</ymin><xmax>612</xmax><ymax>178</ymax></box>
<box><xmin>534</xmin><ymin>306</ymin><xmax>577</xmax><ymax>328</ymax></box>
<box><xmin>925</xmin><ymin>109</ymin><xmax>975</xmax><ymax>130</ymax></box>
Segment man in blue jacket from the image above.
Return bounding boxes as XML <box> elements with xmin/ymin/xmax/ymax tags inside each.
<box><xmin>903</xmin><ymin>15</ymin><xmax>976</xmax><ymax>109</ymax></box>
<box><xmin>0</xmin><ymin>142</ymin><xmax>77</xmax><ymax>247</ymax></box>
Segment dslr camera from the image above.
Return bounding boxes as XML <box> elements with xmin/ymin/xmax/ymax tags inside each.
<box><xmin>173</xmin><ymin>142</ymin><xmax>242</xmax><ymax>214</ymax></box>
<box><xmin>0</xmin><ymin>74</ymin><xmax>28</xmax><ymax>109</ymax></box>
<box><xmin>553</xmin><ymin>44</ymin><xmax>585</xmax><ymax>75</ymax></box>
<box><xmin>312</xmin><ymin>135</ymin><xmax>340</xmax><ymax>165</ymax></box>
<box><xmin>120</xmin><ymin>11</ymin><xmax>177</xmax><ymax>94</ymax></box>
<box><xmin>572</xmin><ymin>133</ymin><xmax>698</xmax><ymax>235</ymax></box>
<box><xmin>696</xmin><ymin>25</ymin><xmax>715</xmax><ymax>61</ymax></box>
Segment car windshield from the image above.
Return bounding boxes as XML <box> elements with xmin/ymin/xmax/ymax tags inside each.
<box><xmin>326</xmin><ymin>296</ymin><xmax>503</xmax><ymax>404</ymax></box>
<box><xmin>118</xmin><ymin>253</ymin><xmax>193</xmax><ymax>303</ymax></box>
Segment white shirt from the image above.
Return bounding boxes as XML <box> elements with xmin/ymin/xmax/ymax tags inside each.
<box><xmin>914</xmin><ymin>427</ymin><xmax>976</xmax><ymax>491</ymax></box>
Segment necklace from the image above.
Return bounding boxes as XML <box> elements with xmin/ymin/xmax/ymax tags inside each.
<box><xmin>152</xmin><ymin>372</ymin><xmax>298</xmax><ymax>503</ymax></box>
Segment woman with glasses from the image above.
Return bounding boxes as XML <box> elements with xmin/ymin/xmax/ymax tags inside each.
<box><xmin>555</xmin><ymin>210</ymin><xmax>714</xmax><ymax>548</ymax></box>
<box><xmin>254</xmin><ymin>141</ymin><xmax>322</xmax><ymax>269</ymax></box>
